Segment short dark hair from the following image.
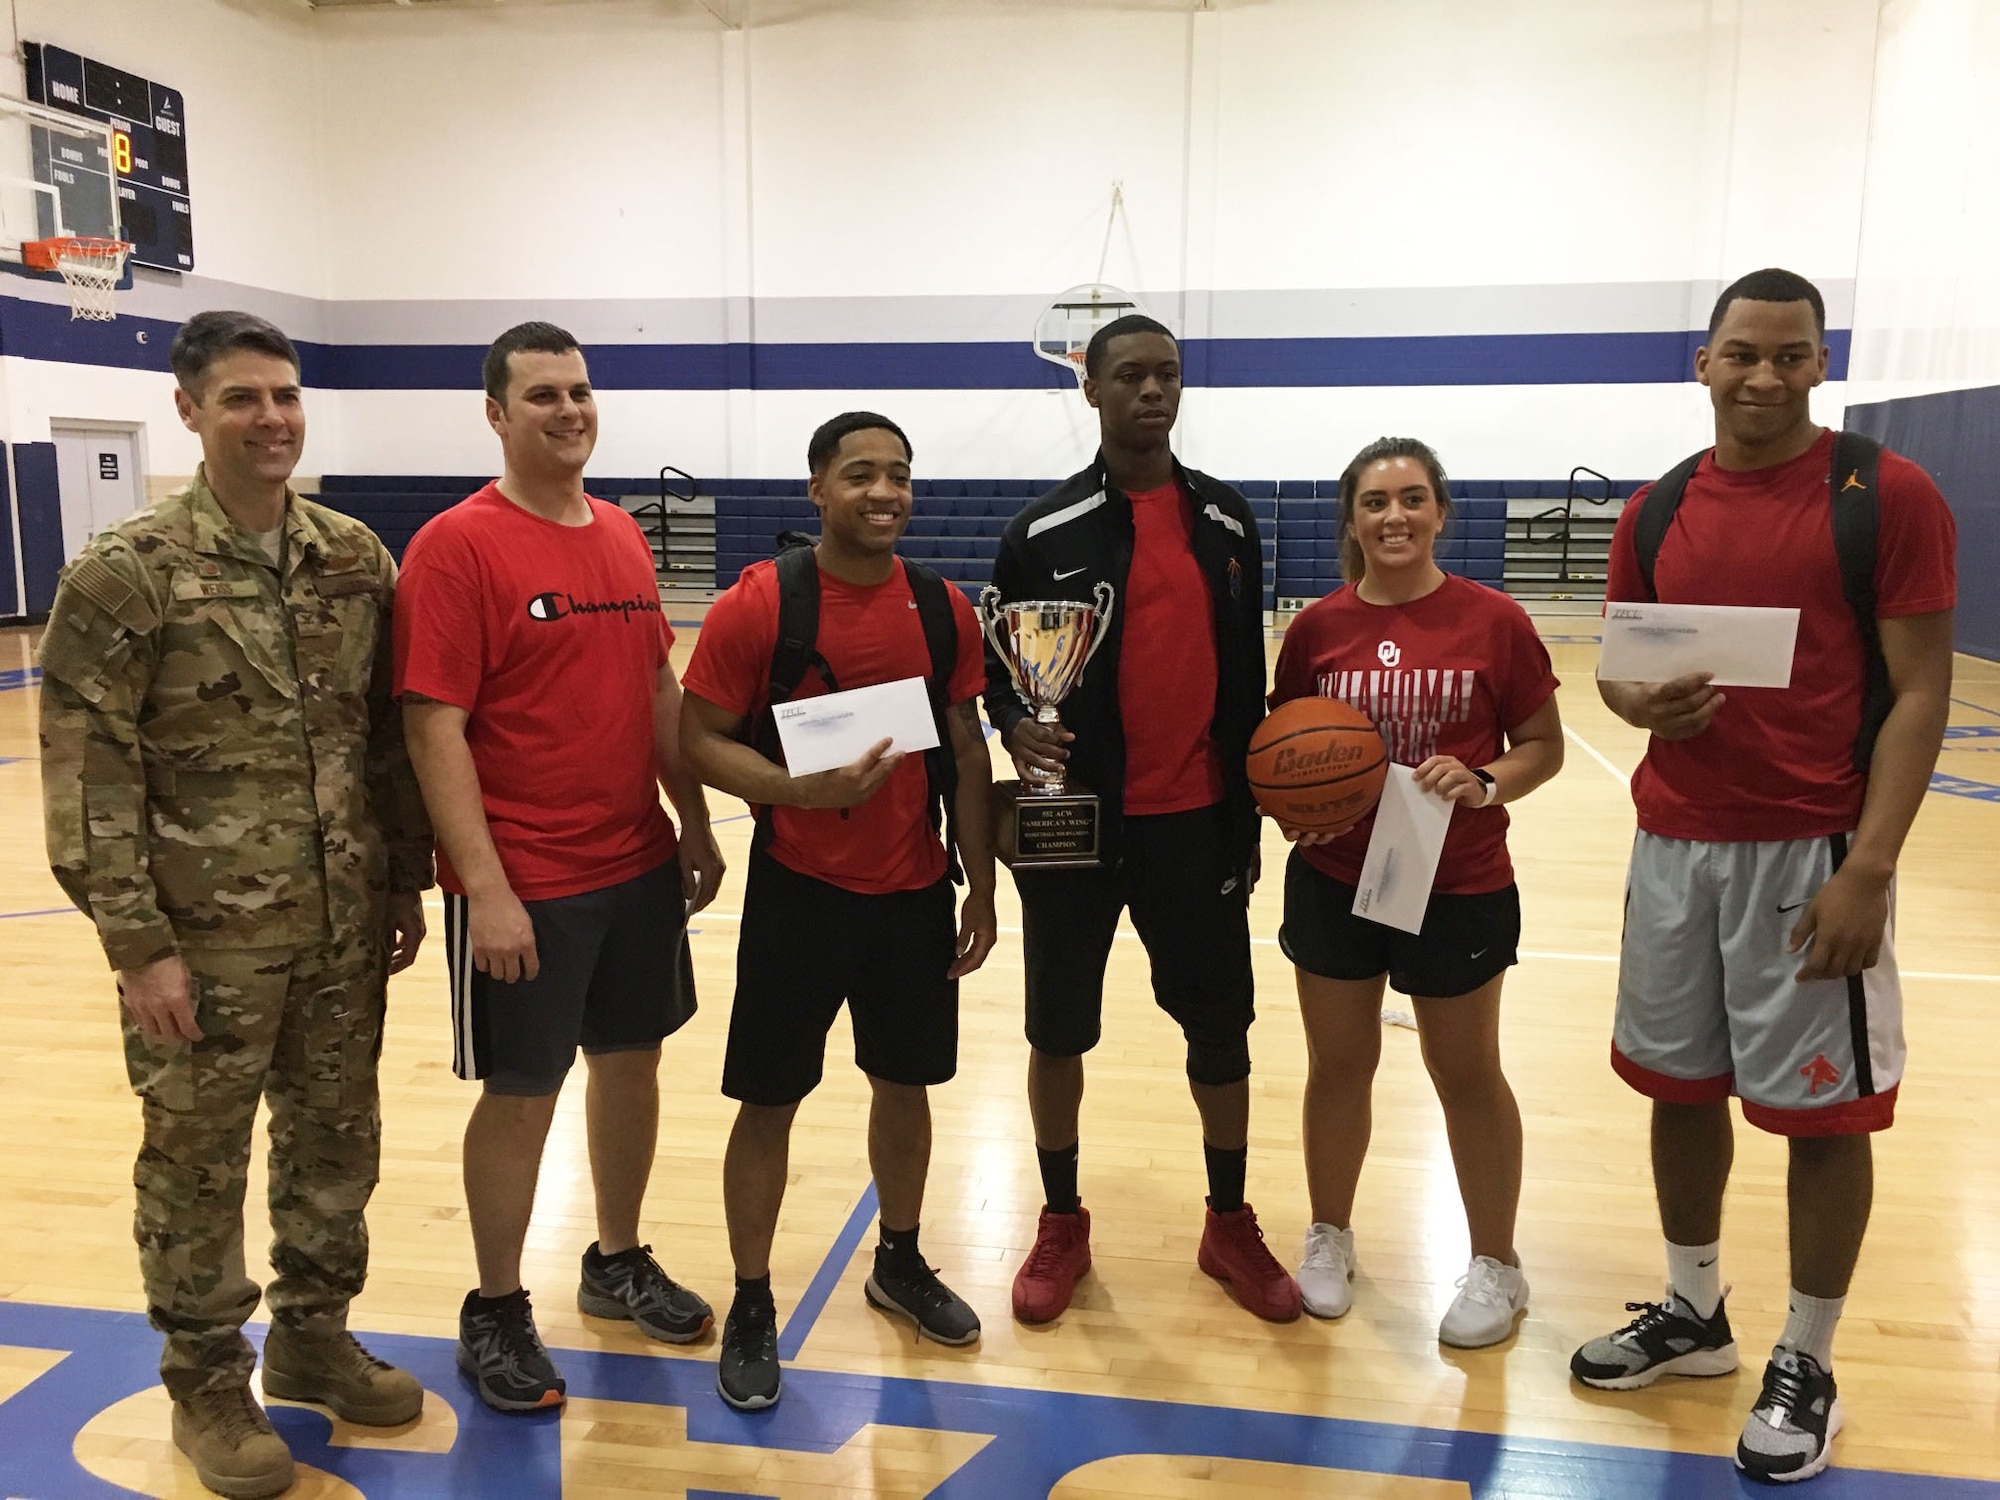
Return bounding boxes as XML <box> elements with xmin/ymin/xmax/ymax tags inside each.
<box><xmin>807</xmin><ymin>410</ymin><xmax>913</xmax><ymax>475</ymax></box>
<box><xmin>169</xmin><ymin>311</ymin><xmax>299</xmax><ymax>397</ymax></box>
<box><xmin>1707</xmin><ymin>268</ymin><xmax>1826</xmax><ymax>341</ymax></box>
<box><xmin>1337</xmin><ymin>436</ymin><xmax>1454</xmax><ymax>585</ymax></box>
<box><xmin>1083</xmin><ymin>313</ymin><xmax>1175</xmax><ymax>379</ymax></box>
<box><xmin>483</xmin><ymin>320</ymin><xmax>582</xmax><ymax>403</ymax></box>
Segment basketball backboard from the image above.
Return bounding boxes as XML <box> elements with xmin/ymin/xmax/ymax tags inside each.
<box><xmin>1033</xmin><ymin>283</ymin><xmax>1145</xmax><ymax>386</ymax></box>
<box><xmin>0</xmin><ymin>93</ymin><xmax>120</xmax><ymax>264</ymax></box>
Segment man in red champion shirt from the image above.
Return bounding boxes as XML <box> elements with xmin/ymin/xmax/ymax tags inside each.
<box><xmin>679</xmin><ymin>411</ymin><xmax>996</xmax><ymax>1412</ymax></box>
<box><xmin>985</xmin><ymin>315</ymin><xmax>1294</xmax><ymax>1326</ymax></box>
<box><xmin>1570</xmin><ymin>270</ymin><xmax>1956</xmax><ymax>1485</ymax></box>
<box><xmin>394</xmin><ymin>322</ymin><xmax>726</xmax><ymax>1414</ymax></box>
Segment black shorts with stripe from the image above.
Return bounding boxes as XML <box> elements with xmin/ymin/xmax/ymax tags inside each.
<box><xmin>443</xmin><ymin>860</ymin><xmax>696</xmax><ymax>1096</ymax></box>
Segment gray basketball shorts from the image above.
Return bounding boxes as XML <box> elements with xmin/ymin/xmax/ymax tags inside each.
<box><xmin>1611</xmin><ymin>831</ymin><xmax>1903</xmax><ymax>1136</ymax></box>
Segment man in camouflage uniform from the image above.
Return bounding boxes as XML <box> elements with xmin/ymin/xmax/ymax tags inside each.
<box><xmin>39</xmin><ymin>310</ymin><xmax>433</xmax><ymax>1500</ymax></box>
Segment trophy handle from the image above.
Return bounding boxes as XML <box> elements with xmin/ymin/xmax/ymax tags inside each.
<box><xmin>1083</xmin><ymin>580</ymin><xmax>1116</xmax><ymax>668</ymax></box>
<box><xmin>979</xmin><ymin>585</ymin><xmax>1034</xmax><ymax>710</ymax></box>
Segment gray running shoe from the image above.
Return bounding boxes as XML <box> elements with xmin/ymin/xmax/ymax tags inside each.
<box><xmin>1570</xmin><ymin>1291</ymin><xmax>1738</xmax><ymax>1390</ymax></box>
<box><xmin>864</xmin><ymin>1249</ymin><xmax>981</xmax><ymax>1346</ymax></box>
<box><xmin>716</xmin><ymin>1296</ymin><xmax>782</xmax><ymax>1412</ymax></box>
<box><xmin>1736</xmin><ymin>1347</ymin><xmax>1842</xmax><ymax>1484</ymax></box>
<box><xmin>579</xmin><ymin>1242</ymin><xmax>714</xmax><ymax>1344</ymax></box>
<box><xmin>457</xmin><ymin>1289</ymin><xmax>565</xmax><ymax>1413</ymax></box>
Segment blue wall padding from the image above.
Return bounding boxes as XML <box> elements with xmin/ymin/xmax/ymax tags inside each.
<box><xmin>0</xmin><ymin>449</ymin><xmax>17</xmax><ymax>616</ymax></box>
<box><xmin>1844</xmin><ymin>386</ymin><xmax>1999</xmax><ymax>662</ymax></box>
<box><xmin>13</xmin><ymin>443</ymin><xmax>61</xmax><ymax>615</ymax></box>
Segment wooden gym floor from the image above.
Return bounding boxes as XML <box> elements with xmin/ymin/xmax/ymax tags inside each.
<box><xmin>1</xmin><ymin>617</ymin><xmax>1996</xmax><ymax>1498</ymax></box>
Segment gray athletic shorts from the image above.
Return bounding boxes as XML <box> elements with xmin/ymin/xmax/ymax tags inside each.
<box><xmin>1611</xmin><ymin>831</ymin><xmax>1903</xmax><ymax>1136</ymax></box>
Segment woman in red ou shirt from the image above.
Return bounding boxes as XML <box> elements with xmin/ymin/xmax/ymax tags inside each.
<box><xmin>1268</xmin><ymin>437</ymin><xmax>1565</xmax><ymax>1348</ymax></box>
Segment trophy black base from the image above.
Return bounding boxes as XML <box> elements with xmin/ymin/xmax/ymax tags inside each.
<box><xmin>992</xmin><ymin>779</ymin><xmax>1103</xmax><ymax>869</ymax></box>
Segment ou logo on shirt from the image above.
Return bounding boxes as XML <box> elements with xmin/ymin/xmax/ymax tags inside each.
<box><xmin>1376</xmin><ymin>640</ymin><xmax>1402</xmax><ymax>668</ymax></box>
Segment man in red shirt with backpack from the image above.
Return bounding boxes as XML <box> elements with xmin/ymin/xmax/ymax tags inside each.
<box><xmin>679</xmin><ymin>410</ymin><xmax>997</xmax><ymax>1412</ymax></box>
<box><xmin>1571</xmin><ymin>270</ymin><xmax>1956</xmax><ymax>1485</ymax></box>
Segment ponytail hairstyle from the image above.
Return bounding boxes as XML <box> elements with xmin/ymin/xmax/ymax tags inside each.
<box><xmin>1337</xmin><ymin>436</ymin><xmax>1454</xmax><ymax>584</ymax></box>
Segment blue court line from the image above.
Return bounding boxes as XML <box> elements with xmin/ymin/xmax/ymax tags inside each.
<box><xmin>1931</xmin><ymin>772</ymin><xmax>2000</xmax><ymax>804</ymax></box>
<box><xmin>0</xmin><ymin>755</ymin><xmax>31</xmax><ymax>766</ymax></box>
<box><xmin>776</xmin><ymin>1180</ymin><xmax>881</xmax><ymax>1362</ymax></box>
<box><xmin>0</xmin><ymin>907</ymin><xmax>76</xmax><ymax>921</ymax></box>
<box><xmin>0</xmin><ymin>1299</ymin><xmax>1984</xmax><ymax>1499</ymax></box>
<box><xmin>1954</xmin><ymin>696</ymin><xmax>2000</xmax><ymax>719</ymax></box>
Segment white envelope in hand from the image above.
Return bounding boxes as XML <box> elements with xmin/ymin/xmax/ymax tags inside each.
<box><xmin>1351</xmin><ymin>764</ymin><xmax>1454</xmax><ymax>936</ymax></box>
<box><xmin>772</xmin><ymin>676</ymin><xmax>939</xmax><ymax>777</ymax></box>
<box><xmin>1598</xmin><ymin>602</ymin><xmax>1799</xmax><ymax>689</ymax></box>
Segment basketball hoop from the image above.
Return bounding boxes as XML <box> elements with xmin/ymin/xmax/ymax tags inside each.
<box><xmin>23</xmin><ymin>236</ymin><xmax>132</xmax><ymax>321</ymax></box>
<box><xmin>1033</xmin><ymin>282</ymin><xmax>1144</xmax><ymax>389</ymax></box>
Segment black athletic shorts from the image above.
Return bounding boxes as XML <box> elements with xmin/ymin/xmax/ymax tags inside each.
<box><xmin>444</xmin><ymin>859</ymin><xmax>696</xmax><ymax>1097</ymax></box>
<box><xmin>1015</xmin><ymin>801</ymin><xmax>1254</xmax><ymax>1085</ymax></box>
<box><xmin>1279</xmin><ymin>847</ymin><xmax>1520</xmax><ymax>999</ymax></box>
<box><xmin>722</xmin><ymin>849</ymin><xmax>959</xmax><ymax>1107</ymax></box>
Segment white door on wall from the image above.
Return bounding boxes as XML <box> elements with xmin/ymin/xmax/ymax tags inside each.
<box><xmin>52</xmin><ymin>424</ymin><xmax>147</xmax><ymax>564</ymax></box>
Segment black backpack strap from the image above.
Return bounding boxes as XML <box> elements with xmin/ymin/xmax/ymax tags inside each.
<box><xmin>1633</xmin><ymin>450</ymin><xmax>1709</xmax><ymax>601</ymax></box>
<box><xmin>750</xmin><ymin>541</ymin><xmax>836</xmax><ymax>854</ymax></box>
<box><xmin>904</xmin><ymin>560</ymin><xmax>965</xmax><ymax>885</ymax></box>
<box><xmin>1829</xmin><ymin>431</ymin><xmax>1890</xmax><ymax>773</ymax></box>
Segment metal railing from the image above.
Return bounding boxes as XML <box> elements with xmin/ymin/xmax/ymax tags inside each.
<box><xmin>1519</xmin><ymin>465</ymin><xmax>1617</xmax><ymax>585</ymax></box>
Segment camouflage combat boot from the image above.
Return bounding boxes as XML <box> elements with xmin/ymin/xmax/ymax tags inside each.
<box><xmin>172</xmin><ymin>1384</ymin><xmax>294</xmax><ymax>1500</ymax></box>
<box><xmin>262</xmin><ymin>1324</ymin><xmax>425</xmax><ymax>1425</ymax></box>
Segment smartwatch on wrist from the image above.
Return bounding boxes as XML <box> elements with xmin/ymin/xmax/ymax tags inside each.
<box><xmin>1471</xmin><ymin>768</ymin><xmax>1498</xmax><ymax>807</ymax></box>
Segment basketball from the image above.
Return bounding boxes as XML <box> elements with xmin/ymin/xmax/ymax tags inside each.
<box><xmin>1246</xmin><ymin>697</ymin><xmax>1389</xmax><ymax>831</ymax></box>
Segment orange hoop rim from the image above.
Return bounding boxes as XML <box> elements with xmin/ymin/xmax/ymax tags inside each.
<box><xmin>21</xmin><ymin>235</ymin><xmax>133</xmax><ymax>273</ymax></box>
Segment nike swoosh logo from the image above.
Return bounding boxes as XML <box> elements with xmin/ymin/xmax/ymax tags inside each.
<box><xmin>1053</xmin><ymin>566</ymin><xmax>1087</xmax><ymax>580</ymax></box>
<box><xmin>1698</xmin><ymin>1258</ymin><xmax>1717</xmax><ymax>1268</ymax></box>
<box><xmin>1777</xmin><ymin>901</ymin><xmax>1808</xmax><ymax>914</ymax></box>
<box><xmin>1469</xmin><ymin>948</ymin><xmax>1488</xmax><ymax>959</ymax></box>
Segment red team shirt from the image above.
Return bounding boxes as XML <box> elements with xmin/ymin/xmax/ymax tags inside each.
<box><xmin>681</xmin><ymin>556</ymin><xmax>986</xmax><ymax>895</ymax></box>
<box><xmin>1605</xmin><ymin>429</ymin><xmax>1957</xmax><ymax>842</ymax></box>
<box><xmin>1118</xmin><ymin>481</ymin><xmax>1227</xmax><ymax>814</ymax></box>
<box><xmin>393</xmin><ymin>484</ymin><xmax>679</xmax><ymax>901</ymax></box>
<box><xmin>1272</xmin><ymin>574</ymin><xmax>1558</xmax><ymax>895</ymax></box>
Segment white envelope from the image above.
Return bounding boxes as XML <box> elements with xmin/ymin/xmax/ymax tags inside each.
<box><xmin>1351</xmin><ymin>764</ymin><xmax>1454</xmax><ymax>936</ymax></box>
<box><xmin>772</xmin><ymin>676</ymin><xmax>939</xmax><ymax>777</ymax></box>
<box><xmin>1598</xmin><ymin>602</ymin><xmax>1799</xmax><ymax>689</ymax></box>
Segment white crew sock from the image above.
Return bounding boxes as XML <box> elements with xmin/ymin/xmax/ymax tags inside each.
<box><xmin>1778</xmin><ymin>1288</ymin><xmax>1845</xmax><ymax>1369</ymax></box>
<box><xmin>1664</xmin><ymin>1240</ymin><xmax>1723</xmax><ymax>1319</ymax></box>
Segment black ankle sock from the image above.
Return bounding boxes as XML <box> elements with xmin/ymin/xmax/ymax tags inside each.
<box><xmin>733</xmin><ymin>1274</ymin><xmax>774</xmax><ymax>1310</ymax></box>
<box><xmin>1038</xmin><ymin>1141</ymin><xmax>1081</xmax><ymax>1214</ymax></box>
<box><xmin>878</xmin><ymin>1223</ymin><xmax>921</xmax><ymax>1265</ymax></box>
<box><xmin>468</xmin><ymin>1287</ymin><xmax>527</xmax><ymax>1311</ymax></box>
<box><xmin>1204</xmin><ymin>1143</ymin><xmax>1247</xmax><ymax>1214</ymax></box>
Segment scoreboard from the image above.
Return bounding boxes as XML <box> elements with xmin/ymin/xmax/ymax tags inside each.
<box><xmin>23</xmin><ymin>43</ymin><xmax>193</xmax><ymax>273</ymax></box>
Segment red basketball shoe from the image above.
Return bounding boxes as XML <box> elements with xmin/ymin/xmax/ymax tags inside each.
<box><xmin>1198</xmin><ymin>1202</ymin><xmax>1303</xmax><ymax>1322</ymax></box>
<box><xmin>1012</xmin><ymin>1206</ymin><xmax>1092</xmax><ymax>1323</ymax></box>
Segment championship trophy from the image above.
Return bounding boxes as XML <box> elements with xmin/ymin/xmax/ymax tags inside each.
<box><xmin>980</xmin><ymin>583</ymin><xmax>1115</xmax><ymax>867</ymax></box>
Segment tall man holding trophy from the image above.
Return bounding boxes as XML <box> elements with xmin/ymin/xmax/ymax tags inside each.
<box><xmin>983</xmin><ymin>314</ymin><xmax>1293</xmax><ymax>1326</ymax></box>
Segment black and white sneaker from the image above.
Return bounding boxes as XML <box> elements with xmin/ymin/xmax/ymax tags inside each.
<box><xmin>578</xmin><ymin>1242</ymin><xmax>714</xmax><ymax>1344</ymax></box>
<box><xmin>1736</xmin><ymin>1347</ymin><xmax>1842</xmax><ymax>1484</ymax></box>
<box><xmin>863</xmin><ymin>1250</ymin><xmax>981</xmax><ymax>1346</ymax></box>
<box><xmin>716</xmin><ymin>1297</ymin><xmax>782</xmax><ymax>1412</ymax></box>
<box><xmin>457</xmin><ymin>1289</ymin><xmax>566</xmax><ymax>1412</ymax></box>
<box><xmin>1570</xmin><ymin>1291</ymin><xmax>1739</xmax><ymax>1390</ymax></box>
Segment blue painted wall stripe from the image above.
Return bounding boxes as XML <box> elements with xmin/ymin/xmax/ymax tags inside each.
<box><xmin>0</xmin><ymin>294</ymin><xmax>1851</xmax><ymax>389</ymax></box>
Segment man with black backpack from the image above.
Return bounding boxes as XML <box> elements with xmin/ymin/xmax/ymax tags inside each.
<box><xmin>679</xmin><ymin>410</ymin><xmax>997</xmax><ymax>1413</ymax></box>
<box><xmin>1571</xmin><ymin>269</ymin><xmax>1956</xmax><ymax>1485</ymax></box>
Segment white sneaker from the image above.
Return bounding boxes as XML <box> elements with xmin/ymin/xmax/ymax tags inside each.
<box><xmin>1439</xmin><ymin>1255</ymin><xmax>1528</xmax><ymax>1348</ymax></box>
<box><xmin>1297</xmin><ymin>1223</ymin><xmax>1357</xmax><ymax>1319</ymax></box>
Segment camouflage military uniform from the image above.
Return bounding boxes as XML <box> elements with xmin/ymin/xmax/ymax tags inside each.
<box><xmin>39</xmin><ymin>468</ymin><xmax>432</xmax><ymax>1401</ymax></box>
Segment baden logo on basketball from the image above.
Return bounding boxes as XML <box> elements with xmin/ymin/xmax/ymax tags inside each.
<box><xmin>1245</xmin><ymin>697</ymin><xmax>1390</xmax><ymax>832</ymax></box>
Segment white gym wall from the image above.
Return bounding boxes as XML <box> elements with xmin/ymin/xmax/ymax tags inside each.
<box><xmin>0</xmin><ymin>0</ymin><xmax>1972</xmax><ymax>494</ymax></box>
